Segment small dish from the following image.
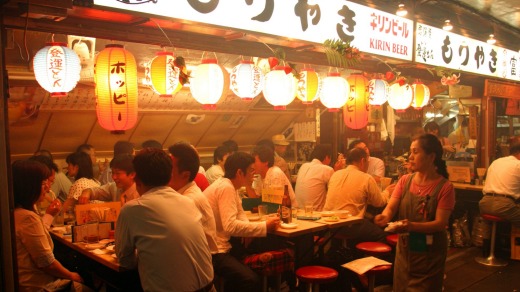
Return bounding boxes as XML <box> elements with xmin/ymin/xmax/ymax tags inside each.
<box><xmin>84</xmin><ymin>243</ymin><xmax>105</xmax><ymax>250</ymax></box>
<box><xmin>280</xmin><ymin>223</ymin><xmax>298</xmax><ymax>229</ymax></box>
<box><xmin>105</xmin><ymin>245</ymin><xmax>115</xmax><ymax>253</ymax></box>
<box><xmin>324</xmin><ymin>217</ymin><xmax>339</xmax><ymax>222</ymax></box>
<box><xmin>248</xmin><ymin>215</ymin><xmax>261</xmax><ymax>221</ymax></box>
<box><xmin>321</xmin><ymin>211</ymin><xmax>335</xmax><ymax>217</ymax></box>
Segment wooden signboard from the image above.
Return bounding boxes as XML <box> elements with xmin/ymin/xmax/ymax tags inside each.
<box><xmin>261</xmin><ymin>186</ymin><xmax>284</xmax><ymax>205</ymax></box>
<box><xmin>75</xmin><ymin>202</ymin><xmax>121</xmax><ymax>225</ymax></box>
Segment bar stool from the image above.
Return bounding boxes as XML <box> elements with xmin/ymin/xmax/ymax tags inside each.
<box><xmin>386</xmin><ymin>234</ymin><xmax>398</xmax><ymax>247</ymax></box>
<box><xmin>475</xmin><ymin>214</ymin><xmax>508</xmax><ymax>267</ymax></box>
<box><xmin>295</xmin><ymin>266</ymin><xmax>338</xmax><ymax>292</ymax></box>
<box><xmin>355</xmin><ymin>242</ymin><xmax>392</xmax><ymax>292</ymax></box>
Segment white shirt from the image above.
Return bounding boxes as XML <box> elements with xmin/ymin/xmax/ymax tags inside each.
<box><xmin>295</xmin><ymin>159</ymin><xmax>334</xmax><ymax>211</ymax></box>
<box><xmin>203</xmin><ymin>178</ymin><xmax>267</xmax><ymax>253</ymax></box>
<box><xmin>324</xmin><ymin>165</ymin><xmax>388</xmax><ymax>217</ymax></box>
<box><xmin>483</xmin><ymin>155</ymin><xmax>520</xmax><ymax>199</ymax></box>
<box><xmin>179</xmin><ymin>181</ymin><xmax>219</xmax><ymax>254</ymax></box>
<box><xmin>89</xmin><ymin>182</ymin><xmax>139</xmax><ymax>205</ymax></box>
<box><xmin>68</xmin><ymin>178</ymin><xmax>100</xmax><ymax>200</ymax></box>
<box><xmin>263</xmin><ymin>166</ymin><xmax>298</xmax><ymax>208</ymax></box>
<box><xmin>274</xmin><ymin>153</ymin><xmax>291</xmax><ymax>179</ymax></box>
<box><xmin>205</xmin><ymin>164</ymin><xmax>224</xmax><ymax>185</ymax></box>
<box><xmin>116</xmin><ymin>186</ymin><xmax>213</xmax><ymax>292</ymax></box>
<box><xmin>367</xmin><ymin>156</ymin><xmax>385</xmax><ymax>178</ymax></box>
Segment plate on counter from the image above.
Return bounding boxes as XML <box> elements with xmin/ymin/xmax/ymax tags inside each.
<box><xmin>324</xmin><ymin>216</ymin><xmax>339</xmax><ymax>222</ymax></box>
<box><xmin>280</xmin><ymin>223</ymin><xmax>298</xmax><ymax>229</ymax></box>
<box><xmin>248</xmin><ymin>215</ymin><xmax>261</xmax><ymax>221</ymax></box>
<box><xmin>321</xmin><ymin>211</ymin><xmax>335</xmax><ymax>217</ymax></box>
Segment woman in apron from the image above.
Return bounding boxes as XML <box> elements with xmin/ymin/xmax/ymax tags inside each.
<box><xmin>375</xmin><ymin>133</ymin><xmax>455</xmax><ymax>292</ymax></box>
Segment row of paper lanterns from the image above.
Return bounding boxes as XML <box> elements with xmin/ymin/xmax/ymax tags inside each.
<box><xmin>33</xmin><ymin>43</ymin><xmax>430</xmax><ymax>132</ymax></box>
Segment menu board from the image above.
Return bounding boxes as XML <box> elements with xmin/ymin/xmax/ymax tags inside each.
<box><xmin>262</xmin><ymin>186</ymin><xmax>284</xmax><ymax>205</ymax></box>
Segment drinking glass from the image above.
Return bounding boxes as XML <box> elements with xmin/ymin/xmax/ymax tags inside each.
<box><xmin>258</xmin><ymin>204</ymin><xmax>268</xmax><ymax>219</ymax></box>
<box><xmin>85</xmin><ymin>221</ymin><xmax>99</xmax><ymax>243</ymax></box>
<box><xmin>304</xmin><ymin>205</ymin><xmax>313</xmax><ymax>217</ymax></box>
<box><xmin>291</xmin><ymin>208</ymin><xmax>299</xmax><ymax>223</ymax></box>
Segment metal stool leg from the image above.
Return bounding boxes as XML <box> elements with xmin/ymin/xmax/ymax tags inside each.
<box><xmin>475</xmin><ymin>220</ymin><xmax>508</xmax><ymax>266</ymax></box>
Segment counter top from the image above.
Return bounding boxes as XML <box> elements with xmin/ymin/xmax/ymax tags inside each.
<box><xmin>452</xmin><ymin>183</ymin><xmax>484</xmax><ymax>192</ymax></box>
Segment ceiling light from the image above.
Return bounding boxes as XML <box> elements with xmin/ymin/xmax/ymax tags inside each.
<box><xmin>396</xmin><ymin>3</ymin><xmax>407</xmax><ymax>17</ymax></box>
<box><xmin>443</xmin><ymin>20</ymin><xmax>453</xmax><ymax>31</ymax></box>
<box><xmin>487</xmin><ymin>34</ymin><xmax>496</xmax><ymax>45</ymax></box>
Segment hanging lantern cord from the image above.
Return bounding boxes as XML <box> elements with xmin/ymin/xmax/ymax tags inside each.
<box><xmin>151</xmin><ymin>19</ymin><xmax>175</xmax><ymax>49</ymax></box>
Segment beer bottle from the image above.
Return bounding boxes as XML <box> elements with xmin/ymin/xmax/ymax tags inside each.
<box><xmin>281</xmin><ymin>184</ymin><xmax>292</xmax><ymax>224</ymax></box>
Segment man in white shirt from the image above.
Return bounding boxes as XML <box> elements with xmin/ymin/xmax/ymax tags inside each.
<box><xmin>349</xmin><ymin>140</ymin><xmax>385</xmax><ymax>182</ymax></box>
<box><xmin>480</xmin><ymin>136</ymin><xmax>520</xmax><ymax>227</ymax></box>
<box><xmin>324</xmin><ymin>148</ymin><xmax>393</xmax><ymax>244</ymax></box>
<box><xmin>78</xmin><ymin>154</ymin><xmax>139</xmax><ymax>205</ymax></box>
<box><xmin>204</xmin><ymin>152</ymin><xmax>279</xmax><ymax>291</ymax></box>
<box><xmin>168</xmin><ymin>142</ymin><xmax>219</xmax><ymax>254</ymax></box>
<box><xmin>247</xmin><ymin>146</ymin><xmax>298</xmax><ymax>207</ymax></box>
<box><xmin>272</xmin><ymin>134</ymin><xmax>291</xmax><ymax>180</ymax></box>
<box><xmin>116</xmin><ymin>148</ymin><xmax>214</xmax><ymax>292</ymax></box>
<box><xmin>205</xmin><ymin>145</ymin><xmax>232</xmax><ymax>184</ymax></box>
<box><xmin>295</xmin><ymin>144</ymin><xmax>345</xmax><ymax>211</ymax></box>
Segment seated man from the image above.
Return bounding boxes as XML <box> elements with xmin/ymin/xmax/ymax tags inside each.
<box><xmin>349</xmin><ymin>140</ymin><xmax>385</xmax><ymax>183</ymax></box>
<box><xmin>205</xmin><ymin>145</ymin><xmax>232</xmax><ymax>184</ymax></box>
<box><xmin>168</xmin><ymin>142</ymin><xmax>219</xmax><ymax>254</ymax></box>
<box><xmin>203</xmin><ymin>152</ymin><xmax>279</xmax><ymax>291</ymax></box>
<box><xmin>78</xmin><ymin>154</ymin><xmax>138</xmax><ymax>205</ymax></box>
<box><xmin>480</xmin><ymin>136</ymin><xmax>520</xmax><ymax>227</ymax></box>
<box><xmin>295</xmin><ymin>144</ymin><xmax>344</xmax><ymax>211</ymax></box>
<box><xmin>324</xmin><ymin>148</ymin><xmax>394</xmax><ymax>244</ymax></box>
<box><xmin>247</xmin><ymin>145</ymin><xmax>298</xmax><ymax>207</ymax></box>
<box><xmin>116</xmin><ymin>148</ymin><xmax>214</xmax><ymax>292</ymax></box>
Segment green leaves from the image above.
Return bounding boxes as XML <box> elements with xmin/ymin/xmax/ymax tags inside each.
<box><xmin>323</xmin><ymin>39</ymin><xmax>361</xmax><ymax>68</ymax></box>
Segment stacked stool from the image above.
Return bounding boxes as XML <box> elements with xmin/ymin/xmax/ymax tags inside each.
<box><xmin>475</xmin><ymin>214</ymin><xmax>508</xmax><ymax>267</ymax></box>
<box><xmin>355</xmin><ymin>242</ymin><xmax>393</xmax><ymax>292</ymax></box>
<box><xmin>295</xmin><ymin>265</ymin><xmax>338</xmax><ymax>292</ymax></box>
<box><xmin>386</xmin><ymin>234</ymin><xmax>398</xmax><ymax>248</ymax></box>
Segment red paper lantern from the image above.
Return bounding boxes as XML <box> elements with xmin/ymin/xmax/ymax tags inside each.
<box><xmin>388</xmin><ymin>83</ymin><xmax>413</xmax><ymax>112</ymax></box>
<box><xmin>320</xmin><ymin>72</ymin><xmax>349</xmax><ymax>112</ymax></box>
<box><xmin>230</xmin><ymin>60</ymin><xmax>264</xmax><ymax>101</ymax></box>
<box><xmin>344</xmin><ymin>74</ymin><xmax>369</xmax><ymax>130</ymax></box>
<box><xmin>33</xmin><ymin>42</ymin><xmax>81</xmax><ymax>97</ymax></box>
<box><xmin>296</xmin><ymin>68</ymin><xmax>321</xmax><ymax>104</ymax></box>
<box><xmin>95</xmin><ymin>44</ymin><xmax>138</xmax><ymax>132</ymax></box>
<box><xmin>149</xmin><ymin>52</ymin><xmax>181</xmax><ymax>98</ymax></box>
<box><xmin>368</xmin><ymin>78</ymin><xmax>389</xmax><ymax>106</ymax></box>
<box><xmin>263</xmin><ymin>66</ymin><xmax>296</xmax><ymax>110</ymax></box>
<box><xmin>411</xmin><ymin>80</ymin><xmax>430</xmax><ymax>109</ymax></box>
<box><xmin>190</xmin><ymin>59</ymin><xmax>229</xmax><ymax>109</ymax></box>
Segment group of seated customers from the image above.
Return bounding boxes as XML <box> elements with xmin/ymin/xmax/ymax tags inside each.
<box><xmin>13</xmin><ymin>132</ymin><xmax>468</xmax><ymax>292</ymax></box>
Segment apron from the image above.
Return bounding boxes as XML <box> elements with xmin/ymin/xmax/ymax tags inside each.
<box><xmin>393</xmin><ymin>173</ymin><xmax>448</xmax><ymax>292</ymax></box>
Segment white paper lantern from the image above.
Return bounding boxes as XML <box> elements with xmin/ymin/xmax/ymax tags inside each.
<box><xmin>263</xmin><ymin>66</ymin><xmax>296</xmax><ymax>110</ymax></box>
<box><xmin>149</xmin><ymin>52</ymin><xmax>181</xmax><ymax>98</ymax></box>
<box><xmin>411</xmin><ymin>81</ymin><xmax>430</xmax><ymax>109</ymax></box>
<box><xmin>388</xmin><ymin>83</ymin><xmax>413</xmax><ymax>112</ymax></box>
<box><xmin>230</xmin><ymin>60</ymin><xmax>264</xmax><ymax>101</ymax></box>
<box><xmin>190</xmin><ymin>59</ymin><xmax>229</xmax><ymax>109</ymax></box>
<box><xmin>368</xmin><ymin>78</ymin><xmax>390</xmax><ymax>106</ymax></box>
<box><xmin>320</xmin><ymin>72</ymin><xmax>349</xmax><ymax>112</ymax></box>
<box><xmin>296</xmin><ymin>68</ymin><xmax>321</xmax><ymax>104</ymax></box>
<box><xmin>33</xmin><ymin>42</ymin><xmax>81</xmax><ymax>97</ymax></box>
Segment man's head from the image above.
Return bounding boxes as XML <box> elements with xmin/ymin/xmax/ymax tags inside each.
<box><xmin>133</xmin><ymin>148</ymin><xmax>172</xmax><ymax>191</ymax></box>
<box><xmin>347</xmin><ymin>147</ymin><xmax>368</xmax><ymax>172</ymax></box>
<box><xmin>110</xmin><ymin>154</ymin><xmax>135</xmax><ymax>190</ymax></box>
<box><xmin>224</xmin><ymin>152</ymin><xmax>255</xmax><ymax>188</ymax></box>
<box><xmin>113</xmin><ymin>140</ymin><xmax>135</xmax><ymax>156</ymax></box>
<box><xmin>272</xmin><ymin>134</ymin><xmax>289</xmax><ymax>155</ymax></box>
<box><xmin>141</xmin><ymin>139</ymin><xmax>163</xmax><ymax>150</ymax></box>
<box><xmin>510</xmin><ymin>136</ymin><xmax>520</xmax><ymax>156</ymax></box>
<box><xmin>76</xmin><ymin>143</ymin><xmax>96</xmax><ymax>164</ymax></box>
<box><xmin>213</xmin><ymin>145</ymin><xmax>231</xmax><ymax>166</ymax></box>
<box><xmin>251</xmin><ymin>145</ymin><xmax>274</xmax><ymax>178</ymax></box>
<box><xmin>348</xmin><ymin>139</ymin><xmax>370</xmax><ymax>157</ymax></box>
<box><xmin>222</xmin><ymin>140</ymin><xmax>239</xmax><ymax>153</ymax></box>
<box><xmin>311</xmin><ymin>144</ymin><xmax>332</xmax><ymax>166</ymax></box>
<box><xmin>168</xmin><ymin>142</ymin><xmax>200</xmax><ymax>191</ymax></box>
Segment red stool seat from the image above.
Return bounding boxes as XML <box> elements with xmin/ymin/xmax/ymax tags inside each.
<box><xmin>295</xmin><ymin>266</ymin><xmax>338</xmax><ymax>284</ymax></box>
<box><xmin>386</xmin><ymin>234</ymin><xmax>398</xmax><ymax>247</ymax></box>
<box><xmin>481</xmin><ymin>214</ymin><xmax>506</xmax><ymax>222</ymax></box>
<box><xmin>356</xmin><ymin>242</ymin><xmax>391</xmax><ymax>256</ymax></box>
<box><xmin>366</xmin><ymin>264</ymin><xmax>392</xmax><ymax>275</ymax></box>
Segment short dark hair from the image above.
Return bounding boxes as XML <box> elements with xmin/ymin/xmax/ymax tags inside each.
<box><xmin>168</xmin><ymin>142</ymin><xmax>200</xmax><ymax>182</ymax></box>
<box><xmin>348</xmin><ymin>139</ymin><xmax>365</xmax><ymax>150</ymax></box>
<box><xmin>424</xmin><ymin>121</ymin><xmax>440</xmax><ymax>133</ymax></box>
<box><xmin>34</xmin><ymin>149</ymin><xmax>54</xmax><ymax>161</ymax></box>
<box><xmin>133</xmin><ymin>148</ymin><xmax>172</xmax><ymax>187</ymax></box>
<box><xmin>509</xmin><ymin>136</ymin><xmax>520</xmax><ymax>155</ymax></box>
<box><xmin>12</xmin><ymin>159</ymin><xmax>51</xmax><ymax>210</ymax></box>
<box><xmin>29</xmin><ymin>155</ymin><xmax>58</xmax><ymax>172</ymax></box>
<box><xmin>224</xmin><ymin>152</ymin><xmax>254</xmax><ymax>179</ymax></box>
<box><xmin>76</xmin><ymin>143</ymin><xmax>94</xmax><ymax>153</ymax></box>
<box><xmin>213</xmin><ymin>145</ymin><xmax>231</xmax><ymax>165</ymax></box>
<box><xmin>347</xmin><ymin>147</ymin><xmax>367</xmax><ymax>164</ymax></box>
<box><xmin>222</xmin><ymin>140</ymin><xmax>239</xmax><ymax>152</ymax></box>
<box><xmin>311</xmin><ymin>144</ymin><xmax>332</xmax><ymax>161</ymax></box>
<box><xmin>66</xmin><ymin>151</ymin><xmax>94</xmax><ymax>180</ymax></box>
<box><xmin>113</xmin><ymin>140</ymin><xmax>134</xmax><ymax>156</ymax></box>
<box><xmin>256</xmin><ymin>139</ymin><xmax>275</xmax><ymax>151</ymax></box>
<box><xmin>110</xmin><ymin>154</ymin><xmax>135</xmax><ymax>174</ymax></box>
<box><xmin>251</xmin><ymin>145</ymin><xmax>274</xmax><ymax>167</ymax></box>
<box><xmin>141</xmin><ymin>139</ymin><xmax>162</xmax><ymax>150</ymax></box>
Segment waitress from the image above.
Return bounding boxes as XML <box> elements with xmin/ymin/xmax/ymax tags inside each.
<box><xmin>375</xmin><ymin>134</ymin><xmax>455</xmax><ymax>291</ymax></box>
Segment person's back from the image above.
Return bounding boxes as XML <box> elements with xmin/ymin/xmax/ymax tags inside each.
<box><xmin>115</xmin><ymin>148</ymin><xmax>213</xmax><ymax>292</ymax></box>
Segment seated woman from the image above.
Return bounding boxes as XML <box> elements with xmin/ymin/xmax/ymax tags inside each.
<box><xmin>13</xmin><ymin>159</ymin><xmax>87</xmax><ymax>291</ymax></box>
<box><xmin>62</xmin><ymin>152</ymin><xmax>100</xmax><ymax>212</ymax></box>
